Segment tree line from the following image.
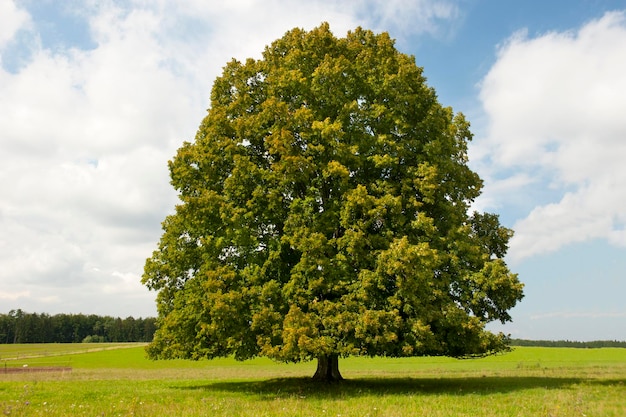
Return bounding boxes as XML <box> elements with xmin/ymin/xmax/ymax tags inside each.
<box><xmin>510</xmin><ymin>339</ymin><xmax>626</xmax><ymax>348</ymax></box>
<box><xmin>0</xmin><ymin>310</ymin><xmax>156</xmax><ymax>344</ymax></box>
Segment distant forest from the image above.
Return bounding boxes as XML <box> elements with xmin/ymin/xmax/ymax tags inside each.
<box><xmin>0</xmin><ymin>310</ymin><xmax>156</xmax><ymax>344</ymax></box>
<box><xmin>2</xmin><ymin>310</ymin><xmax>624</xmax><ymax>348</ymax></box>
<box><xmin>510</xmin><ymin>339</ymin><xmax>626</xmax><ymax>348</ymax></box>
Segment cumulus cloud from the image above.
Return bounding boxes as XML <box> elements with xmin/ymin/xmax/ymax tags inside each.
<box><xmin>0</xmin><ymin>0</ymin><xmax>30</xmax><ymax>49</ymax></box>
<box><xmin>356</xmin><ymin>0</ymin><xmax>460</xmax><ymax>39</ymax></box>
<box><xmin>476</xmin><ymin>11</ymin><xmax>626</xmax><ymax>262</ymax></box>
<box><xmin>0</xmin><ymin>0</ymin><xmax>462</xmax><ymax>316</ymax></box>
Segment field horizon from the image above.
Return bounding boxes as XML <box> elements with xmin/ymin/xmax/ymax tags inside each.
<box><xmin>1</xmin><ymin>344</ymin><xmax>625</xmax><ymax>416</ymax></box>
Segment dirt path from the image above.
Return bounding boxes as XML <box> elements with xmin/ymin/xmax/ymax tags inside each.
<box><xmin>2</xmin><ymin>366</ymin><xmax>73</xmax><ymax>374</ymax></box>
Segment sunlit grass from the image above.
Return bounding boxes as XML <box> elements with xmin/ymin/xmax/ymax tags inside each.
<box><xmin>1</xmin><ymin>345</ymin><xmax>625</xmax><ymax>416</ymax></box>
<box><xmin>0</xmin><ymin>342</ymin><xmax>143</xmax><ymax>360</ymax></box>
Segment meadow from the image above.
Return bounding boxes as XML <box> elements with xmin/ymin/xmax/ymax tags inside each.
<box><xmin>1</xmin><ymin>343</ymin><xmax>625</xmax><ymax>416</ymax></box>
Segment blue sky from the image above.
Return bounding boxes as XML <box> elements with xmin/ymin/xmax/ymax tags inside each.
<box><xmin>1</xmin><ymin>0</ymin><xmax>625</xmax><ymax>341</ymax></box>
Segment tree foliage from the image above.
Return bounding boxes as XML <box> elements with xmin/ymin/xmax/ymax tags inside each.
<box><xmin>143</xmin><ymin>24</ymin><xmax>524</xmax><ymax>378</ymax></box>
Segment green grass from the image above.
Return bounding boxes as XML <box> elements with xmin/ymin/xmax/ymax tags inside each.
<box><xmin>1</xmin><ymin>344</ymin><xmax>625</xmax><ymax>416</ymax></box>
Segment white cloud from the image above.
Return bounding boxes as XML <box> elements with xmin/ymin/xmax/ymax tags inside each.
<box><xmin>0</xmin><ymin>0</ymin><xmax>462</xmax><ymax>316</ymax></box>
<box><xmin>471</xmin><ymin>172</ymin><xmax>536</xmax><ymax>214</ymax></box>
<box><xmin>0</xmin><ymin>0</ymin><xmax>30</xmax><ymax>49</ymax></box>
<box><xmin>476</xmin><ymin>11</ymin><xmax>626</xmax><ymax>262</ymax></box>
<box><xmin>357</xmin><ymin>0</ymin><xmax>460</xmax><ymax>39</ymax></box>
<box><xmin>0</xmin><ymin>290</ymin><xmax>30</xmax><ymax>301</ymax></box>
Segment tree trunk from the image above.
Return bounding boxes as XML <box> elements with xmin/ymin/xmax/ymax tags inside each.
<box><xmin>312</xmin><ymin>354</ymin><xmax>344</xmax><ymax>382</ymax></box>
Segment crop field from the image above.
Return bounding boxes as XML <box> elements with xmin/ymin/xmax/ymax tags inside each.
<box><xmin>1</xmin><ymin>343</ymin><xmax>625</xmax><ymax>416</ymax></box>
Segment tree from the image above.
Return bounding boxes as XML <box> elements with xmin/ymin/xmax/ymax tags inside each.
<box><xmin>142</xmin><ymin>23</ymin><xmax>524</xmax><ymax>381</ymax></box>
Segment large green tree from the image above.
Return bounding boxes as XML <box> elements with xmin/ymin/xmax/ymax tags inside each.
<box><xmin>143</xmin><ymin>24</ymin><xmax>524</xmax><ymax>381</ymax></box>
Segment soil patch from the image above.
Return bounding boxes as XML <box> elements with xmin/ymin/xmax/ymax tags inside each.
<box><xmin>2</xmin><ymin>366</ymin><xmax>72</xmax><ymax>374</ymax></box>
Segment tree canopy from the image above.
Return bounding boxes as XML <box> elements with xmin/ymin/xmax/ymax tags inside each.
<box><xmin>142</xmin><ymin>23</ymin><xmax>524</xmax><ymax>381</ymax></box>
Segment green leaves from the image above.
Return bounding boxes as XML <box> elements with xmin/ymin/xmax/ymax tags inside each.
<box><xmin>143</xmin><ymin>23</ymin><xmax>524</xmax><ymax>364</ymax></box>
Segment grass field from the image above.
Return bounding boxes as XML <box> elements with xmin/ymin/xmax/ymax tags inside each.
<box><xmin>1</xmin><ymin>343</ymin><xmax>625</xmax><ymax>416</ymax></box>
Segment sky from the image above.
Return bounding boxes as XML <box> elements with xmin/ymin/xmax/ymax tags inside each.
<box><xmin>1</xmin><ymin>0</ymin><xmax>625</xmax><ymax>342</ymax></box>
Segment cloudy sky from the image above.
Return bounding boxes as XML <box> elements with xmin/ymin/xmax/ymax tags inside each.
<box><xmin>1</xmin><ymin>0</ymin><xmax>625</xmax><ymax>341</ymax></box>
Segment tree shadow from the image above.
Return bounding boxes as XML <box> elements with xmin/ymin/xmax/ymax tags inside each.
<box><xmin>177</xmin><ymin>376</ymin><xmax>626</xmax><ymax>399</ymax></box>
